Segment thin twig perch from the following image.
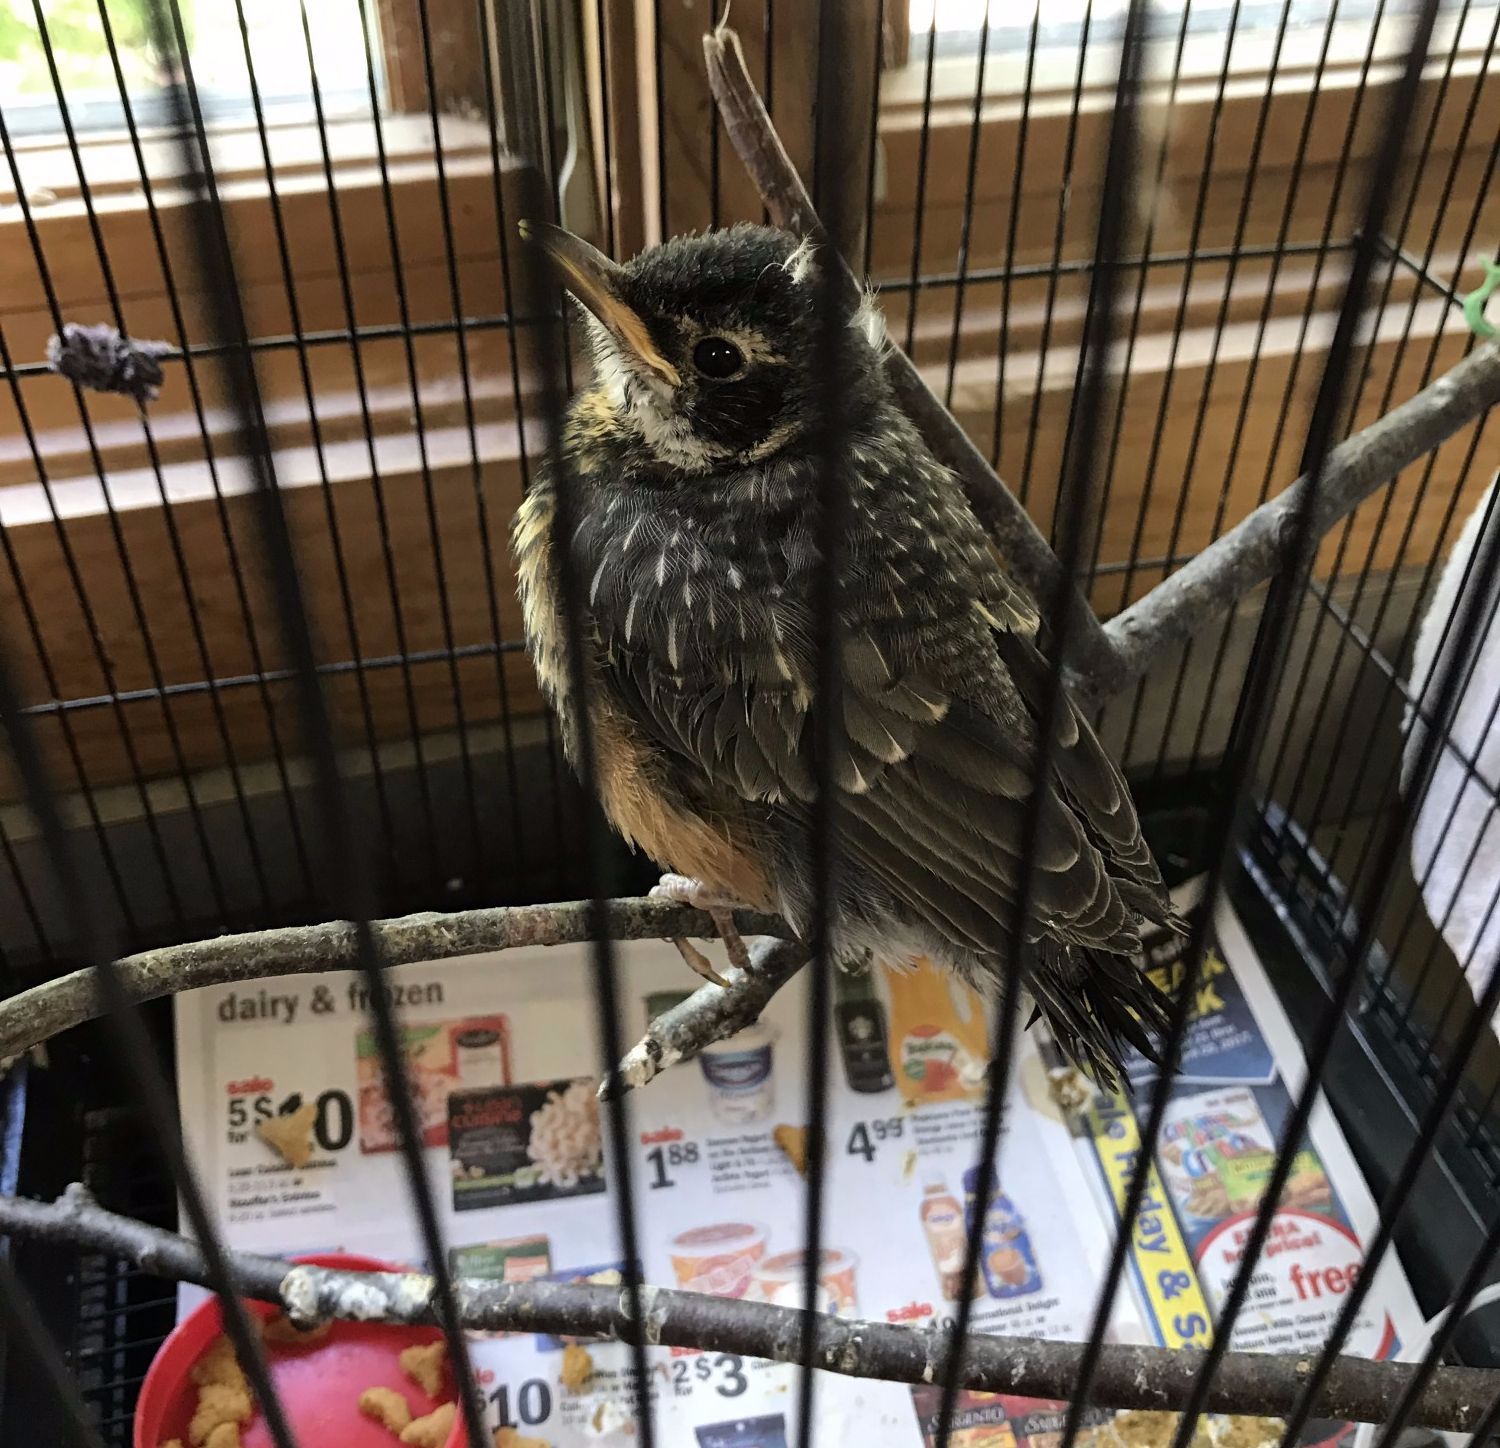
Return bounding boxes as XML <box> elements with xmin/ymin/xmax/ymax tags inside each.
<box><xmin>1098</xmin><ymin>339</ymin><xmax>1500</xmax><ymax>699</ymax></box>
<box><xmin>602</xmin><ymin>936</ymin><xmax>811</xmax><ymax>1097</ymax></box>
<box><xmin>701</xmin><ymin>24</ymin><xmax>1121</xmax><ymax>685</ymax></box>
<box><xmin>1</xmin><ymin>1184</ymin><xmax>1495</xmax><ymax>1431</ymax></box>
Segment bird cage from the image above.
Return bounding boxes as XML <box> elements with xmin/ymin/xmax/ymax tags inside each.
<box><xmin>0</xmin><ymin>1</ymin><xmax>1499</xmax><ymax>1446</ymax></box>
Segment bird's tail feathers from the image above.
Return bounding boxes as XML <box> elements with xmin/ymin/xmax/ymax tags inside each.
<box><xmin>1025</xmin><ymin>942</ymin><xmax>1173</xmax><ymax>1094</ymax></box>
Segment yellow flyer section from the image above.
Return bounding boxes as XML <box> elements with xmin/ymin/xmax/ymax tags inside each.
<box><xmin>1072</xmin><ymin>880</ymin><xmax>1423</xmax><ymax>1391</ymax></box>
<box><xmin>1084</xmin><ymin>1090</ymin><xmax>1214</xmax><ymax>1351</ymax></box>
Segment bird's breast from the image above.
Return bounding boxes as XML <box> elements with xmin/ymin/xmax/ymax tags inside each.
<box><xmin>510</xmin><ymin>482</ymin><xmax>772</xmax><ymax>910</ymax></box>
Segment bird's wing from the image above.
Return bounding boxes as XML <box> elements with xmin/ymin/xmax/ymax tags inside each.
<box><xmin>594</xmin><ymin>552</ymin><xmax>1165</xmax><ymax>962</ymax></box>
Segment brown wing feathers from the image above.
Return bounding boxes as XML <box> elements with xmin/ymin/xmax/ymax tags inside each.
<box><xmin>579</xmin><ymin>473</ymin><xmax>1171</xmax><ymax>1085</ymax></box>
<box><xmin>603</xmin><ymin>602</ymin><xmax>1166</xmax><ymax>965</ymax></box>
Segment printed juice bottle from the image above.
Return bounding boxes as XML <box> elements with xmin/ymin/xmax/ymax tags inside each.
<box><xmin>885</xmin><ymin>959</ymin><xmax>989</xmax><ymax>1106</ymax></box>
<box><xmin>919</xmin><ymin>1180</ymin><xmax>982</xmax><ymax>1300</ymax></box>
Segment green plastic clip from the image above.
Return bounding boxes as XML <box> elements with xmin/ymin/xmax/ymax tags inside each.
<box><xmin>1462</xmin><ymin>258</ymin><xmax>1500</xmax><ymax>339</ymax></box>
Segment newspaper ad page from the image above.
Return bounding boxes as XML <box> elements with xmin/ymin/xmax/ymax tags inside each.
<box><xmin>176</xmin><ymin>940</ymin><xmax>1123</xmax><ymax>1445</ymax></box>
<box><xmin>173</xmin><ymin>903</ymin><xmax>1421</xmax><ymax>1447</ymax></box>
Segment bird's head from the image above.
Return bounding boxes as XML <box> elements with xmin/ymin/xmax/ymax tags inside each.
<box><xmin>520</xmin><ymin>220</ymin><xmax>886</xmax><ymax>473</ymax></box>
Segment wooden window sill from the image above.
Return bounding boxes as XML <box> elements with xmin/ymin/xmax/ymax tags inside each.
<box><xmin>879</xmin><ymin>4</ymin><xmax>1499</xmax><ymax>115</ymax></box>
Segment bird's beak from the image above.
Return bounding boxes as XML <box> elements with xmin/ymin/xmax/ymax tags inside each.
<box><xmin>519</xmin><ymin>220</ymin><xmax>681</xmax><ymax>387</ymax></box>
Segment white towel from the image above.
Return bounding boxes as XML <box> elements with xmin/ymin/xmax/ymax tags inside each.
<box><xmin>1403</xmin><ymin>472</ymin><xmax>1500</xmax><ymax>999</ymax></box>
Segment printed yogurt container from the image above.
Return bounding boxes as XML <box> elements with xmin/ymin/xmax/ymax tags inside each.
<box><xmin>697</xmin><ymin>1022</ymin><xmax>778</xmax><ymax>1124</ymax></box>
<box><xmin>669</xmin><ymin>1221</ymin><xmax>768</xmax><ymax>1298</ymax></box>
<box><xmin>751</xmin><ymin>1247</ymin><xmax>858</xmax><ymax>1316</ymax></box>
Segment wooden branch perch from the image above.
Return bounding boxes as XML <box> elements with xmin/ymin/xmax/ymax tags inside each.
<box><xmin>602</xmin><ymin>935</ymin><xmax>811</xmax><ymax>1098</ymax></box>
<box><xmin>1098</xmin><ymin>339</ymin><xmax>1500</xmax><ymax>699</ymax></box>
<box><xmin>0</xmin><ymin>899</ymin><xmax>794</xmax><ymax>1085</ymax></box>
<box><xmin>701</xmin><ymin>24</ymin><xmax>1122</xmax><ymax>686</ymax></box>
<box><xmin>2</xmin><ymin>1184</ymin><xmax>1495</xmax><ymax>1431</ymax></box>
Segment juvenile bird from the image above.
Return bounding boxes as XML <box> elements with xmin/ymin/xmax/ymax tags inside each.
<box><xmin>513</xmin><ymin>221</ymin><xmax>1173</xmax><ymax>1087</ymax></box>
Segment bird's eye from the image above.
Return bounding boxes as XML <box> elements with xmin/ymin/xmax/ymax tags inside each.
<box><xmin>692</xmin><ymin>336</ymin><xmax>744</xmax><ymax>379</ymax></box>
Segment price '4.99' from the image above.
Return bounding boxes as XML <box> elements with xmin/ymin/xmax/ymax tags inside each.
<box><xmin>846</xmin><ymin>1117</ymin><xmax>903</xmax><ymax>1163</ymax></box>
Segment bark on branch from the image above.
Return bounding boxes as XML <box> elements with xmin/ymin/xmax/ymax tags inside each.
<box><xmin>0</xmin><ymin>899</ymin><xmax>793</xmax><ymax>1075</ymax></box>
<box><xmin>1097</xmin><ymin>339</ymin><xmax>1500</xmax><ymax>699</ymax></box>
<box><xmin>1</xmin><ymin>1185</ymin><xmax>1495</xmax><ymax>1432</ymax></box>
<box><xmin>602</xmin><ymin>936</ymin><xmax>811</xmax><ymax>1098</ymax></box>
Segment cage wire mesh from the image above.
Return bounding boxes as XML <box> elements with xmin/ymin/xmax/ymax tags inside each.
<box><xmin>0</xmin><ymin>0</ymin><xmax>1498</xmax><ymax>1445</ymax></box>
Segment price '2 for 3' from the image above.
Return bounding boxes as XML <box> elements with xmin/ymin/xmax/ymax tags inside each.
<box><xmin>671</xmin><ymin>1354</ymin><xmax>748</xmax><ymax>1398</ymax></box>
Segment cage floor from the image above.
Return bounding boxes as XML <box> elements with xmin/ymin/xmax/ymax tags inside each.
<box><xmin>5</xmin><ymin>795</ymin><xmax>1500</xmax><ymax>1443</ymax></box>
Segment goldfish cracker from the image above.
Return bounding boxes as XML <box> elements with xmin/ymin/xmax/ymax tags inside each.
<box><xmin>494</xmin><ymin>1430</ymin><xmax>550</xmax><ymax>1448</ymax></box>
<box><xmin>190</xmin><ymin>1337</ymin><xmax>246</xmax><ymax>1394</ymax></box>
<box><xmin>399</xmin><ymin>1403</ymin><xmax>456</xmax><ymax>1448</ymax></box>
<box><xmin>255</xmin><ymin>1103</ymin><xmax>318</xmax><ymax>1168</ymax></box>
<box><xmin>400</xmin><ymin>1340</ymin><xmax>447</xmax><ymax>1397</ymax></box>
<box><xmin>188</xmin><ymin>1384</ymin><xmax>252</xmax><ymax>1446</ymax></box>
<box><xmin>359</xmin><ymin>1386</ymin><xmax>413</xmax><ymax>1433</ymax></box>
<box><xmin>559</xmin><ymin>1344</ymin><xmax>594</xmax><ymax>1392</ymax></box>
<box><xmin>772</xmin><ymin>1124</ymin><xmax>809</xmax><ymax>1176</ymax></box>
<box><xmin>203</xmin><ymin>1428</ymin><xmax>241</xmax><ymax>1448</ymax></box>
<box><xmin>884</xmin><ymin>959</ymin><xmax>988</xmax><ymax>1106</ymax></box>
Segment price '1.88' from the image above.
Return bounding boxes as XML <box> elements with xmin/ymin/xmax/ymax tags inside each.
<box><xmin>645</xmin><ymin>1141</ymin><xmax>700</xmax><ymax>1190</ymax></box>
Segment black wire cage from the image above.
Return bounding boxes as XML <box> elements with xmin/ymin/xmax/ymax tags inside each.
<box><xmin>1</xmin><ymin>0</ymin><xmax>1500</xmax><ymax>1446</ymax></box>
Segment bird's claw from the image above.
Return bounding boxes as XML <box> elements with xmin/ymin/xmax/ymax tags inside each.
<box><xmin>704</xmin><ymin>903</ymin><xmax>753</xmax><ymax>973</ymax></box>
<box><xmin>668</xmin><ymin>936</ymin><xmax>730</xmax><ymax>988</ymax></box>
<box><xmin>652</xmin><ymin>874</ymin><xmax>750</xmax><ymax>986</ymax></box>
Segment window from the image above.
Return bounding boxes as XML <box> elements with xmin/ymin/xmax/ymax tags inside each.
<box><xmin>909</xmin><ymin>0</ymin><xmax>1431</xmax><ymax>59</ymax></box>
<box><xmin>1</xmin><ymin>0</ymin><xmax>1494</xmax><ymax>808</ymax></box>
<box><xmin>0</xmin><ymin>0</ymin><xmax>530</xmax><ymax>801</ymax></box>
<box><xmin>0</xmin><ymin>0</ymin><xmax>378</xmax><ymax>137</ymax></box>
<box><xmin>875</xmin><ymin>0</ymin><xmax>1498</xmax><ymax>617</ymax></box>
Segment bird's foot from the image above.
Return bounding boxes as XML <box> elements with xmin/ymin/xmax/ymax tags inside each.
<box><xmin>651</xmin><ymin>873</ymin><xmax>753</xmax><ymax>982</ymax></box>
<box><xmin>668</xmin><ymin>937</ymin><xmax>731</xmax><ymax>988</ymax></box>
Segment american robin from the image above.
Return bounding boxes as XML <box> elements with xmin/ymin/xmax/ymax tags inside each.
<box><xmin>513</xmin><ymin>220</ymin><xmax>1173</xmax><ymax>1087</ymax></box>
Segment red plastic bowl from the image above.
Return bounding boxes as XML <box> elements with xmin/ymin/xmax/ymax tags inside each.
<box><xmin>134</xmin><ymin>1252</ymin><xmax>449</xmax><ymax>1448</ymax></box>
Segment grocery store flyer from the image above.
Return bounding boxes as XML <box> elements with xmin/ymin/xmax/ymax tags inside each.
<box><xmin>172</xmin><ymin>903</ymin><xmax>1420</xmax><ymax>1447</ymax></box>
<box><xmin>173</xmin><ymin>938</ymin><xmax>1140</xmax><ymax>1445</ymax></box>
